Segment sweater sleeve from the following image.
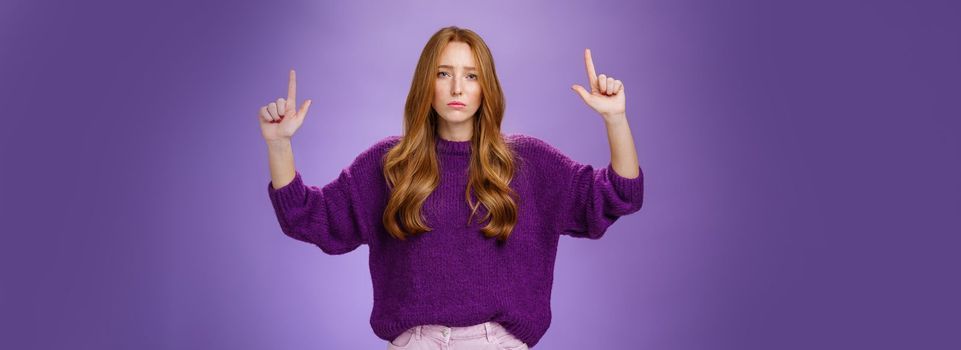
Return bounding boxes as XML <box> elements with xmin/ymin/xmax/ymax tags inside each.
<box><xmin>267</xmin><ymin>168</ymin><xmax>367</xmax><ymax>255</ymax></box>
<box><xmin>542</xmin><ymin>142</ymin><xmax>644</xmax><ymax>239</ymax></box>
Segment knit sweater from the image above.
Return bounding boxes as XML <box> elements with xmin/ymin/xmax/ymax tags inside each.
<box><xmin>266</xmin><ymin>133</ymin><xmax>644</xmax><ymax>348</ymax></box>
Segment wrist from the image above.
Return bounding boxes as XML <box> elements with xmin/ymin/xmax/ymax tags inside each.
<box><xmin>266</xmin><ymin>138</ymin><xmax>292</xmax><ymax>149</ymax></box>
<box><xmin>602</xmin><ymin>113</ymin><xmax>628</xmax><ymax>126</ymax></box>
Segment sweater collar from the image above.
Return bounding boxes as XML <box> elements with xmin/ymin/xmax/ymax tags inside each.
<box><xmin>435</xmin><ymin>136</ymin><xmax>472</xmax><ymax>156</ymax></box>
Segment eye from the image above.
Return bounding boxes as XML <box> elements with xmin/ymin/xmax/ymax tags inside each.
<box><xmin>467</xmin><ymin>73</ymin><xmax>478</xmax><ymax>80</ymax></box>
<box><xmin>437</xmin><ymin>71</ymin><xmax>450</xmax><ymax>78</ymax></box>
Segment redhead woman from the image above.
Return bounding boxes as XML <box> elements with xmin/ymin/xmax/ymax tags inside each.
<box><xmin>258</xmin><ymin>26</ymin><xmax>643</xmax><ymax>349</ymax></box>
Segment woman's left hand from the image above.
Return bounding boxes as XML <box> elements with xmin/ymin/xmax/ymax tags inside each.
<box><xmin>571</xmin><ymin>48</ymin><xmax>626</xmax><ymax>123</ymax></box>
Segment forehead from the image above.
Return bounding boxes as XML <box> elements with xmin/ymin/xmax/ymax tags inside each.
<box><xmin>438</xmin><ymin>41</ymin><xmax>476</xmax><ymax>66</ymax></box>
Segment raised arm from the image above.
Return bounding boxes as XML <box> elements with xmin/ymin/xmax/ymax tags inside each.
<box><xmin>570</xmin><ymin>48</ymin><xmax>639</xmax><ymax>179</ymax></box>
<box><xmin>257</xmin><ymin>69</ymin><xmax>367</xmax><ymax>255</ymax></box>
<box><xmin>259</xmin><ymin>69</ymin><xmax>314</xmax><ymax>189</ymax></box>
<box><xmin>556</xmin><ymin>48</ymin><xmax>644</xmax><ymax>238</ymax></box>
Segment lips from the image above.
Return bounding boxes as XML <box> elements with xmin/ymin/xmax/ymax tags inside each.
<box><xmin>447</xmin><ymin>101</ymin><xmax>466</xmax><ymax>107</ymax></box>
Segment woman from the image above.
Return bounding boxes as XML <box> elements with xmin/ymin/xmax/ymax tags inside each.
<box><xmin>258</xmin><ymin>26</ymin><xmax>643</xmax><ymax>349</ymax></box>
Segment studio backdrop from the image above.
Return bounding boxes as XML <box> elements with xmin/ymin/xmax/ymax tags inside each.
<box><xmin>0</xmin><ymin>0</ymin><xmax>957</xmax><ymax>349</ymax></box>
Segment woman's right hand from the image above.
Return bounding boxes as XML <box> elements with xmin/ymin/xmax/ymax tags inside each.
<box><xmin>259</xmin><ymin>69</ymin><xmax>312</xmax><ymax>143</ymax></box>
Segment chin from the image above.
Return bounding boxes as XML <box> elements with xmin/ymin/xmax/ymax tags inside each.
<box><xmin>439</xmin><ymin>112</ymin><xmax>476</xmax><ymax>123</ymax></box>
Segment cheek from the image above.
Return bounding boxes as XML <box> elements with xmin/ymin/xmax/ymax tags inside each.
<box><xmin>433</xmin><ymin>83</ymin><xmax>446</xmax><ymax>103</ymax></box>
<box><xmin>469</xmin><ymin>84</ymin><xmax>482</xmax><ymax>101</ymax></box>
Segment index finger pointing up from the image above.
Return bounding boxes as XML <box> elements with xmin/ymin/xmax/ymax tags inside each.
<box><xmin>287</xmin><ymin>69</ymin><xmax>297</xmax><ymax>107</ymax></box>
<box><xmin>584</xmin><ymin>48</ymin><xmax>598</xmax><ymax>93</ymax></box>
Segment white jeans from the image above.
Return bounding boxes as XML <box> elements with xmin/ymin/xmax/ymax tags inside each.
<box><xmin>387</xmin><ymin>321</ymin><xmax>529</xmax><ymax>350</ymax></box>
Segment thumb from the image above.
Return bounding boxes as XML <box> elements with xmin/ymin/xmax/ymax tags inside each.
<box><xmin>571</xmin><ymin>84</ymin><xmax>591</xmax><ymax>102</ymax></box>
<box><xmin>298</xmin><ymin>99</ymin><xmax>312</xmax><ymax>118</ymax></box>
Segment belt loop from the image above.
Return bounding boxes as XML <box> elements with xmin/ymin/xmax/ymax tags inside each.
<box><xmin>415</xmin><ymin>325</ymin><xmax>422</xmax><ymax>340</ymax></box>
<box><xmin>484</xmin><ymin>322</ymin><xmax>495</xmax><ymax>344</ymax></box>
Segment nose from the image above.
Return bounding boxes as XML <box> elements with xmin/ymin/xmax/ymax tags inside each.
<box><xmin>451</xmin><ymin>77</ymin><xmax>463</xmax><ymax>96</ymax></box>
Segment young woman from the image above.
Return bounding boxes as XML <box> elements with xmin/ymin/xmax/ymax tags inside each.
<box><xmin>258</xmin><ymin>26</ymin><xmax>643</xmax><ymax>350</ymax></box>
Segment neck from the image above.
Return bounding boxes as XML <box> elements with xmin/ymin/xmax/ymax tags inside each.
<box><xmin>437</xmin><ymin>119</ymin><xmax>473</xmax><ymax>141</ymax></box>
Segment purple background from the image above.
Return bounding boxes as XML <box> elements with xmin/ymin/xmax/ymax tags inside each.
<box><xmin>1</xmin><ymin>0</ymin><xmax>958</xmax><ymax>349</ymax></box>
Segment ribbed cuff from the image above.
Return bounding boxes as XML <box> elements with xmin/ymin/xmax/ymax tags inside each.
<box><xmin>605</xmin><ymin>162</ymin><xmax>644</xmax><ymax>202</ymax></box>
<box><xmin>267</xmin><ymin>171</ymin><xmax>307</xmax><ymax>210</ymax></box>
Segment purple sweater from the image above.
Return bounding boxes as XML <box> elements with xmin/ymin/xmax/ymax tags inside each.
<box><xmin>267</xmin><ymin>133</ymin><xmax>644</xmax><ymax>347</ymax></box>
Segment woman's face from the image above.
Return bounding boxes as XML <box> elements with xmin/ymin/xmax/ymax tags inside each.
<box><xmin>432</xmin><ymin>41</ymin><xmax>482</xmax><ymax>126</ymax></box>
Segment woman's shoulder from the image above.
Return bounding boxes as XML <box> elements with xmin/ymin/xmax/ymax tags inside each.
<box><xmin>504</xmin><ymin>132</ymin><xmax>569</xmax><ymax>161</ymax></box>
<box><xmin>346</xmin><ymin>135</ymin><xmax>402</xmax><ymax>172</ymax></box>
<box><xmin>370</xmin><ymin>135</ymin><xmax>403</xmax><ymax>153</ymax></box>
<box><xmin>360</xmin><ymin>133</ymin><xmax>554</xmax><ymax>156</ymax></box>
<box><xmin>352</xmin><ymin>133</ymin><xmax>570</xmax><ymax>166</ymax></box>
<box><xmin>505</xmin><ymin>132</ymin><xmax>543</xmax><ymax>150</ymax></box>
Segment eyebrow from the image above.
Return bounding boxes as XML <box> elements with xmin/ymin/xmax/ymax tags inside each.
<box><xmin>438</xmin><ymin>65</ymin><xmax>477</xmax><ymax>71</ymax></box>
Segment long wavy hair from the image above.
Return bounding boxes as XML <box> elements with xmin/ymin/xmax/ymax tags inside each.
<box><xmin>382</xmin><ymin>26</ymin><xmax>518</xmax><ymax>242</ymax></box>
